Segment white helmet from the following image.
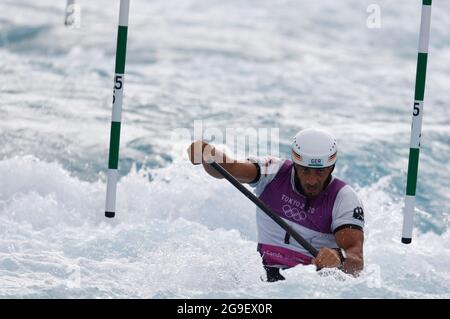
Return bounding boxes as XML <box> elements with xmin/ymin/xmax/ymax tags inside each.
<box><xmin>291</xmin><ymin>128</ymin><xmax>337</xmax><ymax>168</ymax></box>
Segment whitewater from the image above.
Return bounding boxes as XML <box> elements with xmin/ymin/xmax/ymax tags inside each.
<box><xmin>0</xmin><ymin>0</ymin><xmax>449</xmax><ymax>298</ymax></box>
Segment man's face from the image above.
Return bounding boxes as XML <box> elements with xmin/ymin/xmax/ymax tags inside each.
<box><xmin>295</xmin><ymin>164</ymin><xmax>333</xmax><ymax>197</ymax></box>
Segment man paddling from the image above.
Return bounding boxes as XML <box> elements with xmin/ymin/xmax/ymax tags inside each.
<box><xmin>187</xmin><ymin>128</ymin><xmax>365</xmax><ymax>281</ymax></box>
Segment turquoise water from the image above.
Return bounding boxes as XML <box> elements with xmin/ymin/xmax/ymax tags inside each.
<box><xmin>0</xmin><ymin>0</ymin><xmax>449</xmax><ymax>298</ymax></box>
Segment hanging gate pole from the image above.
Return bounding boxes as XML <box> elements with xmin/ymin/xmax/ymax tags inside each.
<box><xmin>402</xmin><ymin>0</ymin><xmax>432</xmax><ymax>243</ymax></box>
<box><xmin>105</xmin><ymin>0</ymin><xmax>130</xmax><ymax>218</ymax></box>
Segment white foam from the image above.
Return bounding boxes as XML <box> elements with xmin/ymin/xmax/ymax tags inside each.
<box><xmin>0</xmin><ymin>157</ymin><xmax>449</xmax><ymax>298</ymax></box>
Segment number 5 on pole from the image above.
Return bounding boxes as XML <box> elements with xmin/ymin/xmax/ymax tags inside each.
<box><xmin>105</xmin><ymin>0</ymin><xmax>130</xmax><ymax>218</ymax></box>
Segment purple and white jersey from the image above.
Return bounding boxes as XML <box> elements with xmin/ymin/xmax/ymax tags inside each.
<box><xmin>249</xmin><ymin>157</ymin><xmax>365</xmax><ymax>268</ymax></box>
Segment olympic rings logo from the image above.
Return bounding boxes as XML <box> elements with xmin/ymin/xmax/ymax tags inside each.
<box><xmin>282</xmin><ymin>204</ymin><xmax>307</xmax><ymax>222</ymax></box>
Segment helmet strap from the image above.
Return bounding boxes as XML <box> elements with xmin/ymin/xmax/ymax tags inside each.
<box><xmin>323</xmin><ymin>164</ymin><xmax>334</xmax><ymax>188</ymax></box>
<box><xmin>293</xmin><ymin>165</ymin><xmax>303</xmax><ymax>194</ymax></box>
<box><xmin>330</xmin><ymin>164</ymin><xmax>335</xmax><ymax>174</ymax></box>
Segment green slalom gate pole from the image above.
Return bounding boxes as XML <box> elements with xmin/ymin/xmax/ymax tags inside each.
<box><xmin>402</xmin><ymin>0</ymin><xmax>432</xmax><ymax>244</ymax></box>
<box><xmin>105</xmin><ymin>0</ymin><xmax>130</xmax><ymax>218</ymax></box>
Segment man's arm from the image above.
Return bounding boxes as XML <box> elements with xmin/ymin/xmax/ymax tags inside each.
<box><xmin>311</xmin><ymin>228</ymin><xmax>364</xmax><ymax>277</ymax></box>
<box><xmin>335</xmin><ymin>228</ymin><xmax>364</xmax><ymax>276</ymax></box>
<box><xmin>186</xmin><ymin>140</ymin><xmax>258</xmax><ymax>184</ymax></box>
